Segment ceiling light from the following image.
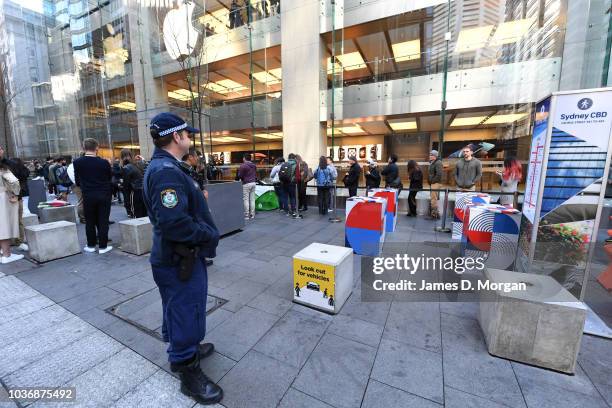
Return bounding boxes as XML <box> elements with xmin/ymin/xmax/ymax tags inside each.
<box><xmin>392</xmin><ymin>40</ymin><xmax>421</xmax><ymax>62</ymax></box>
<box><xmin>336</xmin><ymin>125</ymin><xmax>364</xmax><ymax>134</ymax></box>
<box><xmin>450</xmin><ymin>116</ymin><xmax>487</xmax><ymax>127</ymax></box>
<box><xmin>388</xmin><ymin>120</ymin><xmax>417</xmax><ymax>131</ymax></box>
<box><xmin>454</xmin><ymin>26</ymin><xmax>494</xmax><ymax>53</ymax></box>
<box><xmin>115</xmin><ymin>144</ymin><xmax>140</xmax><ymax>149</ymax></box>
<box><xmin>211</xmin><ymin>136</ymin><xmax>247</xmax><ymax>143</ymax></box>
<box><xmin>254</xmin><ymin>133</ymin><xmax>283</xmax><ymax>139</ymax></box>
<box><xmin>110</xmin><ymin>101</ymin><xmax>136</xmax><ymax>111</ymax></box>
<box><xmin>337</xmin><ymin>52</ymin><xmax>366</xmax><ymax>71</ymax></box>
<box><xmin>204</xmin><ymin>82</ymin><xmax>228</xmax><ymax>94</ymax></box>
<box><xmin>327</xmin><ymin>52</ymin><xmax>366</xmax><ymax>73</ymax></box>
<box><xmin>252</xmin><ymin>71</ymin><xmax>281</xmax><ymax>85</ymax></box>
<box><xmin>168</xmin><ymin>89</ymin><xmax>198</xmax><ymax>101</ymax></box>
<box><xmin>490</xmin><ymin>18</ymin><xmax>534</xmax><ymax>46</ymax></box>
<box><xmin>268</xmin><ymin>68</ymin><xmax>282</xmax><ymax>79</ymax></box>
<box><xmin>482</xmin><ymin>113</ymin><xmax>528</xmax><ymax>124</ymax></box>
<box><xmin>267</xmin><ymin>92</ymin><xmax>281</xmax><ymax>98</ymax></box>
<box><xmin>216</xmin><ymin>79</ymin><xmax>247</xmax><ymax>92</ymax></box>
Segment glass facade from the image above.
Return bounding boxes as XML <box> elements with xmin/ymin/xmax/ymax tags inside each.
<box><xmin>0</xmin><ymin>0</ymin><xmax>610</xmax><ymax>188</ymax></box>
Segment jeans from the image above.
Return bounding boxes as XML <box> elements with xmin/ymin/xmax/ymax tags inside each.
<box><xmin>242</xmin><ymin>182</ymin><xmax>256</xmax><ymax>217</ymax></box>
<box><xmin>274</xmin><ymin>184</ymin><xmax>287</xmax><ymax>211</ymax></box>
<box><xmin>83</xmin><ymin>192</ymin><xmax>111</xmax><ymax>248</ymax></box>
<box><xmin>317</xmin><ymin>187</ymin><xmax>330</xmax><ymax>214</ymax></box>
<box><xmin>284</xmin><ymin>183</ymin><xmax>297</xmax><ymax>212</ymax></box>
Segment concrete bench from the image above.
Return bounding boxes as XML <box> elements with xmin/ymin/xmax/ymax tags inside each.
<box><xmin>25</xmin><ymin>221</ymin><xmax>80</xmax><ymax>263</ymax></box>
<box><xmin>479</xmin><ymin>268</ymin><xmax>586</xmax><ymax>373</ymax></box>
<box><xmin>39</xmin><ymin>205</ymin><xmax>77</xmax><ymax>224</ymax></box>
<box><xmin>415</xmin><ymin>191</ymin><xmax>431</xmax><ymax>216</ymax></box>
<box><xmin>119</xmin><ymin>217</ymin><xmax>152</xmax><ymax>255</ymax></box>
<box><xmin>22</xmin><ymin>213</ymin><xmax>39</xmax><ymax>227</ymax></box>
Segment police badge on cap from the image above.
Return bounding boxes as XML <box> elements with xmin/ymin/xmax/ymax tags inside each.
<box><xmin>150</xmin><ymin>112</ymin><xmax>200</xmax><ymax>139</ymax></box>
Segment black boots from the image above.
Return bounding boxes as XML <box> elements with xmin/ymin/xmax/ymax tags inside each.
<box><xmin>199</xmin><ymin>343</ymin><xmax>214</xmax><ymax>359</ymax></box>
<box><xmin>171</xmin><ymin>354</ymin><xmax>223</xmax><ymax>405</ymax></box>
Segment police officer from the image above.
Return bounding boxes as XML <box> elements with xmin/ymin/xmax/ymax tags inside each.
<box><xmin>143</xmin><ymin>113</ymin><xmax>222</xmax><ymax>405</ymax></box>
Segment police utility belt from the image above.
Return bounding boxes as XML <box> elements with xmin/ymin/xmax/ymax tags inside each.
<box><xmin>172</xmin><ymin>243</ymin><xmax>204</xmax><ymax>281</ymax></box>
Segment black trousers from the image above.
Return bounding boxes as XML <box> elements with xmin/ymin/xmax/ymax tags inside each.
<box><xmin>348</xmin><ymin>186</ymin><xmax>358</xmax><ymax>197</ymax></box>
<box><xmin>317</xmin><ymin>187</ymin><xmax>330</xmax><ymax>214</ymax></box>
<box><xmin>130</xmin><ymin>189</ymin><xmax>147</xmax><ymax>218</ymax></box>
<box><xmin>298</xmin><ymin>182</ymin><xmax>308</xmax><ymax>209</ymax></box>
<box><xmin>83</xmin><ymin>192</ymin><xmax>111</xmax><ymax>248</ymax></box>
<box><xmin>408</xmin><ymin>190</ymin><xmax>418</xmax><ymax>215</ymax></box>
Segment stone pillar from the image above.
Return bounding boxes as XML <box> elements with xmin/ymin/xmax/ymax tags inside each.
<box><xmin>280</xmin><ymin>0</ymin><xmax>327</xmax><ymax>168</ymax></box>
<box><xmin>127</xmin><ymin>4</ymin><xmax>169</xmax><ymax>160</ymax></box>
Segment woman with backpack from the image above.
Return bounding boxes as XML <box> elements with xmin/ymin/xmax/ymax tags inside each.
<box><xmin>406</xmin><ymin>160</ymin><xmax>423</xmax><ymax>217</ymax></box>
<box><xmin>314</xmin><ymin>155</ymin><xmax>333</xmax><ymax>214</ymax></box>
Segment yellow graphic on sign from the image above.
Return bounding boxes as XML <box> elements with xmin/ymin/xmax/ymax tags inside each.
<box><xmin>293</xmin><ymin>258</ymin><xmax>336</xmax><ymax>311</ymax></box>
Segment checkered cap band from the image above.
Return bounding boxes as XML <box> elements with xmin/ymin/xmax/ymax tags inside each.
<box><xmin>158</xmin><ymin>123</ymin><xmax>188</xmax><ymax>136</ymax></box>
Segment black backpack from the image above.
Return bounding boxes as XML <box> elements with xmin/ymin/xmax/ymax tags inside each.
<box><xmin>55</xmin><ymin>166</ymin><xmax>72</xmax><ymax>187</ymax></box>
<box><xmin>278</xmin><ymin>161</ymin><xmax>295</xmax><ymax>184</ymax></box>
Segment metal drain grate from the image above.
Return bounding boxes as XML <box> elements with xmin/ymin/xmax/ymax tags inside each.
<box><xmin>106</xmin><ymin>288</ymin><xmax>227</xmax><ymax>341</ymax></box>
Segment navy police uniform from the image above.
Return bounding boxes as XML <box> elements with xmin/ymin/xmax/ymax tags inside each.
<box><xmin>143</xmin><ymin>116</ymin><xmax>219</xmax><ymax>364</ymax></box>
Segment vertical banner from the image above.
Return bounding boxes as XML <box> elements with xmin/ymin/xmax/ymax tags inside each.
<box><xmin>519</xmin><ymin>89</ymin><xmax>612</xmax><ymax>297</ymax></box>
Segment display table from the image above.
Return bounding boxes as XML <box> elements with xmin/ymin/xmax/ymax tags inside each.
<box><xmin>206</xmin><ymin>181</ymin><xmax>245</xmax><ymax>236</ymax></box>
<box><xmin>452</xmin><ymin>192</ymin><xmax>490</xmax><ymax>239</ymax></box>
<box><xmin>345</xmin><ymin>196</ymin><xmax>386</xmax><ymax>256</ymax></box>
<box><xmin>367</xmin><ymin>188</ymin><xmax>398</xmax><ymax>232</ymax></box>
<box><xmin>293</xmin><ymin>243</ymin><xmax>353</xmax><ymax>314</ymax></box>
<box><xmin>462</xmin><ymin>204</ymin><xmax>521</xmax><ymax>270</ymax></box>
<box><xmin>479</xmin><ymin>268</ymin><xmax>586</xmax><ymax>373</ymax></box>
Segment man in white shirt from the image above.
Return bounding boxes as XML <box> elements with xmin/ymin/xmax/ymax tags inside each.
<box><xmin>68</xmin><ymin>154</ymin><xmax>85</xmax><ymax>223</ymax></box>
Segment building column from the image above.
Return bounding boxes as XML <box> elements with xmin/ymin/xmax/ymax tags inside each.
<box><xmin>127</xmin><ymin>4</ymin><xmax>168</xmax><ymax>160</ymax></box>
<box><xmin>281</xmin><ymin>0</ymin><xmax>326</xmax><ymax>168</ymax></box>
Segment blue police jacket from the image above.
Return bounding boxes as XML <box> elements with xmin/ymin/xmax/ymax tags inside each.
<box><xmin>143</xmin><ymin>148</ymin><xmax>219</xmax><ymax>266</ymax></box>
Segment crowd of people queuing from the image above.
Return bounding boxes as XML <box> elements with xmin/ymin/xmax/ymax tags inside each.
<box><xmin>0</xmin><ymin>141</ymin><xmax>522</xmax><ymax>264</ymax></box>
<box><xmin>263</xmin><ymin>144</ymin><xmax>521</xmax><ymax>220</ymax></box>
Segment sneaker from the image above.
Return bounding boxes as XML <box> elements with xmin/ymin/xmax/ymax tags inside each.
<box><xmin>1</xmin><ymin>253</ymin><xmax>24</xmax><ymax>264</ymax></box>
<box><xmin>17</xmin><ymin>243</ymin><xmax>29</xmax><ymax>251</ymax></box>
<box><xmin>83</xmin><ymin>246</ymin><xmax>96</xmax><ymax>253</ymax></box>
<box><xmin>244</xmin><ymin>216</ymin><xmax>250</xmax><ymax>220</ymax></box>
<box><xmin>249</xmin><ymin>214</ymin><xmax>254</xmax><ymax>219</ymax></box>
<box><xmin>98</xmin><ymin>246</ymin><xmax>113</xmax><ymax>254</ymax></box>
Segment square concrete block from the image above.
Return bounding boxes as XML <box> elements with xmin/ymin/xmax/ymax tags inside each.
<box><xmin>25</xmin><ymin>221</ymin><xmax>80</xmax><ymax>263</ymax></box>
<box><xmin>39</xmin><ymin>205</ymin><xmax>77</xmax><ymax>224</ymax></box>
<box><xmin>293</xmin><ymin>243</ymin><xmax>353</xmax><ymax>314</ymax></box>
<box><xmin>119</xmin><ymin>217</ymin><xmax>152</xmax><ymax>255</ymax></box>
<box><xmin>479</xmin><ymin>268</ymin><xmax>586</xmax><ymax>373</ymax></box>
<box><xmin>22</xmin><ymin>214</ymin><xmax>38</xmax><ymax>227</ymax></box>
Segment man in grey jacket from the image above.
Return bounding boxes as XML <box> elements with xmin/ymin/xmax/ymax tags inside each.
<box><xmin>428</xmin><ymin>150</ymin><xmax>443</xmax><ymax>219</ymax></box>
<box><xmin>454</xmin><ymin>145</ymin><xmax>482</xmax><ymax>191</ymax></box>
